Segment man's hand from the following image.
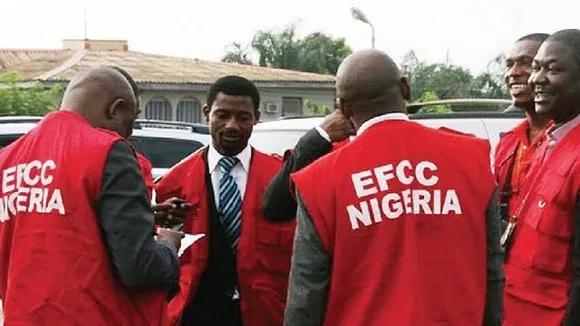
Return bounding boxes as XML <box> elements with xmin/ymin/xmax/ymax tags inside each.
<box><xmin>152</xmin><ymin>197</ymin><xmax>193</xmax><ymax>228</ymax></box>
<box><xmin>320</xmin><ymin>110</ymin><xmax>356</xmax><ymax>142</ymax></box>
<box><xmin>156</xmin><ymin>228</ymin><xmax>184</xmax><ymax>251</ymax></box>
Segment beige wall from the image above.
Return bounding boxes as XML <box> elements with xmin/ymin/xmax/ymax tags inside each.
<box><xmin>62</xmin><ymin>39</ymin><xmax>128</xmax><ymax>51</ymax></box>
<box><xmin>138</xmin><ymin>87</ymin><xmax>335</xmax><ymax>122</ymax></box>
<box><xmin>139</xmin><ymin>90</ymin><xmax>206</xmax><ymax>120</ymax></box>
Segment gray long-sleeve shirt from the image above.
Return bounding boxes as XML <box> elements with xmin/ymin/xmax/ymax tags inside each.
<box><xmin>284</xmin><ymin>189</ymin><xmax>504</xmax><ymax>326</ymax></box>
<box><xmin>97</xmin><ymin>140</ymin><xmax>180</xmax><ymax>291</ymax></box>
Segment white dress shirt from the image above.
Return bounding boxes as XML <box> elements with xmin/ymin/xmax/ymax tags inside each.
<box><xmin>314</xmin><ymin>113</ymin><xmax>409</xmax><ymax>143</ymax></box>
<box><xmin>356</xmin><ymin>112</ymin><xmax>409</xmax><ymax>136</ymax></box>
<box><xmin>314</xmin><ymin>125</ymin><xmax>356</xmax><ymax>142</ymax></box>
<box><xmin>207</xmin><ymin>143</ymin><xmax>252</xmax><ymax>208</ymax></box>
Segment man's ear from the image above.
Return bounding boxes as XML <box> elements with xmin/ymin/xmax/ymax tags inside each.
<box><xmin>399</xmin><ymin>77</ymin><xmax>411</xmax><ymax>102</ymax></box>
<box><xmin>337</xmin><ymin>97</ymin><xmax>352</xmax><ymax>119</ymax></box>
<box><xmin>202</xmin><ymin>104</ymin><xmax>211</xmax><ymax>123</ymax></box>
<box><xmin>108</xmin><ymin>98</ymin><xmax>124</xmax><ymax>118</ymax></box>
<box><xmin>254</xmin><ymin>109</ymin><xmax>261</xmax><ymax>125</ymax></box>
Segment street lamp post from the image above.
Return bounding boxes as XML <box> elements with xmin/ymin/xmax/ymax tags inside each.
<box><xmin>350</xmin><ymin>7</ymin><xmax>375</xmax><ymax>48</ymax></box>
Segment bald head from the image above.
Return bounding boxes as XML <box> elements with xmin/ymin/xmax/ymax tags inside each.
<box><xmin>60</xmin><ymin>66</ymin><xmax>137</xmax><ymax>138</ymax></box>
<box><xmin>335</xmin><ymin>49</ymin><xmax>410</xmax><ymax>127</ymax></box>
<box><xmin>61</xmin><ymin>66</ymin><xmax>135</xmax><ymax>111</ymax></box>
<box><xmin>337</xmin><ymin>49</ymin><xmax>404</xmax><ymax>102</ymax></box>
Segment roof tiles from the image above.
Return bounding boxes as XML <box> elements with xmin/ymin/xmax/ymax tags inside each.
<box><xmin>0</xmin><ymin>48</ymin><xmax>336</xmax><ymax>84</ymax></box>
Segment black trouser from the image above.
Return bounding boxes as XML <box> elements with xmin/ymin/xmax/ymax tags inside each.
<box><xmin>181</xmin><ymin>296</ymin><xmax>242</xmax><ymax>326</ymax></box>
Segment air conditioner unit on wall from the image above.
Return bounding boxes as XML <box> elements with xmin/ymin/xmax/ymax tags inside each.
<box><xmin>264</xmin><ymin>102</ymin><xmax>280</xmax><ymax>114</ymax></box>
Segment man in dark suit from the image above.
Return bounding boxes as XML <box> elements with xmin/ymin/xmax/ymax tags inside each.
<box><xmin>155</xmin><ymin>75</ymin><xmax>298</xmax><ymax>326</ymax></box>
<box><xmin>261</xmin><ymin>110</ymin><xmax>355</xmax><ymax>222</ymax></box>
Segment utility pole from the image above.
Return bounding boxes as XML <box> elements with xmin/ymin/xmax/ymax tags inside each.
<box><xmin>351</xmin><ymin>7</ymin><xmax>375</xmax><ymax>48</ymax></box>
<box><xmin>83</xmin><ymin>7</ymin><xmax>88</xmax><ymax>40</ymax></box>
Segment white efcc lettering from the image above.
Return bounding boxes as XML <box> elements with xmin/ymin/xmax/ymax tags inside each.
<box><xmin>0</xmin><ymin>160</ymin><xmax>65</xmax><ymax>222</ymax></box>
<box><xmin>347</xmin><ymin>160</ymin><xmax>462</xmax><ymax>230</ymax></box>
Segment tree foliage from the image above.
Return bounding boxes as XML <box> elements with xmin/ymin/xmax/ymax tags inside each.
<box><xmin>401</xmin><ymin>50</ymin><xmax>509</xmax><ymax>103</ymax></box>
<box><xmin>415</xmin><ymin>91</ymin><xmax>453</xmax><ymax>114</ymax></box>
<box><xmin>0</xmin><ymin>72</ymin><xmax>63</xmax><ymax>116</ymax></box>
<box><xmin>304</xmin><ymin>98</ymin><xmax>332</xmax><ymax>116</ymax></box>
<box><xmin>221</xmin><ymin>42</ymin><xmax>253</xmax><ymax>65</ymax></box>
<box><xmin>223</xmin><ymin>24</ymin><xmax>352</xmax><ymax>75</ymax></box>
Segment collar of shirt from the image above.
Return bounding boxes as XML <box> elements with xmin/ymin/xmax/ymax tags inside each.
<box><xmin>356</xmin><ymin>112</ymin><xmax>409</xmax><ymax>136</ymax></box>
<box><xmin>546</xmin><ymin>113</ymin><xmax>580</xmax><ymax>146</ymax></box>
<box><xmin>512</xmin><ymin>119</ymin><xmax>533</xmax><ymax>146</ymax></box>
<box><xmin>207</xmin><ymin>143</ymin><xmax>252</xmax><ymax>174</ymax></box>
<box><xmin>512</xmin><ymin>119</ymin><xmax>550</xmax><ymax>148</ymax></box>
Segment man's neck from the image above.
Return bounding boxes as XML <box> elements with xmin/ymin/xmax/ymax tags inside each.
<box><xmin>525</xmin><ymin>111</ymin><xmax>549</xmax><ymax>142</ymax></box>
<box><xmin>355</xmin><ymin>106</ymin><xmax>406</xmax><ymax>130</ymax></box>
<box><xmin>553</xmin><ymin>110</ymin><xmax>580</xmax><ymax>126</ymax></box>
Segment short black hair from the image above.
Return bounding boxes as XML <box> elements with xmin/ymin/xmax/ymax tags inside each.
<box><xmin>546</xmin><ymin>29</ymin><xmax>580</xmax><ymax>67</ymax></box>
<box><xmin>108</xmin><ymin>66</ymin><xmax>139</xmax><ymax>98</ymax></box>
<box><xmin>206</xmin><ymin>75</ymin><xmax>260</xmax><ymax>114</ymax></box>
<box><xmin>516</xmin><ymin>33</ymin><xmax>550</xmax><ymax>43</ymax></box>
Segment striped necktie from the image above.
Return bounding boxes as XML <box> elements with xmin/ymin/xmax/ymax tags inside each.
<box><xmin>218</xmin><ymin>156</ymin><xmax>242</xmax><ymax>251</ymax></box>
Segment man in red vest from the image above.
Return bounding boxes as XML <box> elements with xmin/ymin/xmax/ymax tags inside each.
<box><xmin>107</xmin><ymin>65</ymin><xmax>186</xmax><ymax>324</ymax></box>
<box><xmin>0</xmin><ymin>66</ymin><xmax>182</xmax><ymax>325</ymax></box>
<box><xmin>155</xmin><ymin>75</ymin><xmax>295</xmax><ymax>326</ymax></box>
<box><xmin>502</xmin><ymin>29</ymin><xmax>580</xmax><ymax>326</ymax></box>
<box><xmin>285</xmin><ymin>49</ymin><xmax>503</xmax><ymax>326</ymax></box>
<box><xmin>107</xmin><ymin>66</ymin><xmax>187</xmax><ymax>224</ymax></box>
<box><xmin>108</xmin><ymin>66</ymin><xmax>156</xmax><ymax>200</ymax></box>
<box><xmin>494</xmin><ymin>33</ymin><xmax>551</xmax><ymax>227</ymax></box>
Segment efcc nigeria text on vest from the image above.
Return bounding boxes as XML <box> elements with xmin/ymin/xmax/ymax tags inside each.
<box><xmin>348</xmin><ymin>159</ymin><xmax>462</xmax><ymax>230</ymax></box>
<box><xmin>0</xmin><ymin>160</ymin><xmax>65</xmax><ymax>222</ymax></box>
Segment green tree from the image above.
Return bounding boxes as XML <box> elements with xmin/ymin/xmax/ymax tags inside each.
<box><xmin>304</xmin><ymin>99</ymin><xmax>332</xmax><ymax>116</ymax></box>
<box><xmin>251</xmin><ymin>24</ymin><xmax>302</xmax><ymax>69</ymax></box>
<box><xmin>296</xmin><ymin>32</ymin><xmax>352</xmax><ymax>74</ymax></box>
<box><xmin>414</xmin><ymin>91</ymin><xmax>453</xmax><ymax>114</ymax></box>
<box><xmin>400</xmin><ymin>50</ymin><xmax>509</xmax><ymax>103</ymax></box>
<box><xmin>221</xmin><ymin>42</ymin><xmax>253</xmax><ymax>65</ymax></box>
<box><xmin>222</xmin><ymin>24</ymin><xmax>353</xmax><ymax>74</ymax></box>
<box><xmin>401</xmin><ymin>50</ymin><xmax>420</xmax><ymax>80</ymax></box>
<box><xmin>411</xmin><ymin>63</ymin><xmax>474</xmax><ymax>100</ymax></box>
<box><xmin>470</xmin><ymin>72</ymin><xmax>508</xmax><ymax>99</ymax></box>
<box><xmin>0</xmin><ymin>72</ymin><xmax>63</xmax><ymax>116</ymax></box>
<box><xmin>472</xmin><ymin>53</ymin><xmax>509</xmax><ymax>99</ymax></box>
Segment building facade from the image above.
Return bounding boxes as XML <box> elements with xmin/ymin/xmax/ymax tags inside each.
<box><xmin>0</xmin><ymin>39</ymin><xmax>336</xmax><ymax>123</ymax></box>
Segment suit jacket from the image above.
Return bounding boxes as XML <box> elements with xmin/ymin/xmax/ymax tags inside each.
<box><xmin>181</xmin><ymin>149</ymin><xmax>242</xmax><ymax>326</ymax></box>
<box><xmin>262</xmin><ymin>128</ymin><xmax>332</xmax><ymax>222</ymax></box>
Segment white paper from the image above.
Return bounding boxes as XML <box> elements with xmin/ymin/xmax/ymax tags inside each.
<box><xmin>178</xmin><ymin>233</ymin><xmax>205</xmax><ymax>257</ymax></box>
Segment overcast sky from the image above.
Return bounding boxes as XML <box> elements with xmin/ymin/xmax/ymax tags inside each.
<box><xmin>0</xmin><ymin>0</ymin><xmax>578</xmax><ymax>74</ymax></box>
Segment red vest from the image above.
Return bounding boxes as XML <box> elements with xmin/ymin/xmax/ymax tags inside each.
<box><xmin>291</xmin><ymin>120</ymin><xmax>495</xmax><ymax>326</ymax></box>
<box><xmin>437</xmin><ymin>126</ymin><xmax>476</xmax><ymax>137</ymax></box>
<box><xmin>155</xmin><ymin>147</ymin><xmax>295</xmax><ymax>326</ymax></box>
<box><xmin>494</xmin><ymin>121</ymin><xmax>533</xmax><ymax>220</ymax></box>
<box><xmin>133</xmin><ymin>150</ymin><xmax>169</xmax><ymax>326</ymax></box>
<box><xmin>494</xmin><ymin>126</ymin><xmax>519</xmax><ymax>190</ymax></box>
<box><xmin>331</xmin><ymin>138</ymin><xmax>350</xmax><ymax>151</ymax></box>
<box><xmin>136</xmin><ymin>152</ymin><xmax>154</xmax><ymax>200</ymax></box>
<box><xmin>281</xmin><ymin>138</ymin><xmax>350</xmax><ymax>161</ymax></box>
<box><xmin>0</xmin><ymin>111</ymin><xmax>166</xmax><ymax>325</ymax></box>
<box><xmin>503</xmin><ymin>124</ymin><xmax>580</xmax><ymax>326</ymax></box>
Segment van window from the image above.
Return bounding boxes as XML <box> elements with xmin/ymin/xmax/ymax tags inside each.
<box><xmin>129</xmin><ymin>137</ymin><xmax>204</xmax><ymax>168</ymax></box>
<box><xmin>0</xmin><ymin>134</ymin><xmax>23</xmax><ymax>149</ymax></box>
<box><xmin>250</xmin><ymin>130</ymin><xmax>306</xmax><ymax>155</ymax></box>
